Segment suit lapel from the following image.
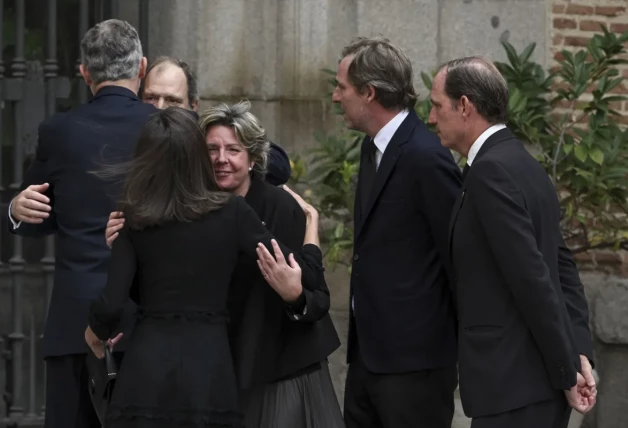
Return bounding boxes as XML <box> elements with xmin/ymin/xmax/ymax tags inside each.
<box><xmin>447</xmin><ymin>180</ymin><xmax>467</xmax><ymax>265</ymax></box>
<box><xmin>354</xmin><ymin>136</ymin><xmax>371</xmax><ymax>230</ymax></box>
<box><xmin>447</xmin><ymin>127</ymin><xmax>515</xmax><ymax>263</ymax></box>
<box><xmin>355</xmin><ymin>111</ymin><xmax>418</xmax><ymax>240</ymax></box>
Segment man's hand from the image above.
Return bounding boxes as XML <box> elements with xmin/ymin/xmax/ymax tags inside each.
<box><xmin>11</xmin><ymin>183</ymin><xmax>51</xmax><ymax>224</ymax></box>
<box><xmin>85</xmin><ymin>326</ymin><xmax>105</xmax><ymax>359</ymax></box>
<box><xmin>106</xmin><ymin>211</ymin><xmax>125</xmax><ymax>248</ymax></box>
<box><xmin>578</xmin><ymin>354</ymin><xmax>597</xmax><ymax>409</ymax></box>
<box><xmin>565</xmin><ymin>373</ymin><xmax>594</xmax><ymax>414</ymax></box>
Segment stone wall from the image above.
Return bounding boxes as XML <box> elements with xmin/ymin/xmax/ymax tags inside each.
<box><xmin>120</xmin><ymin>0</ymin><xmax>550</xmax><ymax>154</ymax></box>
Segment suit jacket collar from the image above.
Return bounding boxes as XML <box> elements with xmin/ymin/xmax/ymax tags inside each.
<box><xmin>90</xmin><ymin>85</ymin><xmax>140</xmax><ymax>103</ymax></box>
<box><xmin>471</xmin><ymin>127</ymin><xmax>515</xmax><ymax>166</ymax></box>
<box><xmin>447</xmin><ymin>126</ymin><xmax>516</xmax><ymax>266</ymax></box>
<box><xmin>373</xmin><ymin>109</ymin><xmax>410</xmax><ymax>155</ymax></box>
<box><xmin>355</xmin><ymin>110</ymin><xmax>420</xmax><ymax>239</ymax></box>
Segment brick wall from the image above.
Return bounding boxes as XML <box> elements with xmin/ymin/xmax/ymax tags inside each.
<box><xmin>551</xmin><ymin>0</ymin><xmax>628</xmax><ymax>122</ymax></box>
<box><xmin>551</xmin><ymin>0</ymin><xmax>628</xmax><ymax>275</ymax></box>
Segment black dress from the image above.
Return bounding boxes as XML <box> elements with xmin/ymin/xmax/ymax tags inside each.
<box><xmin>227</xmin><ymin>179</ymin><xmax>343</xmax><ymax>427</ymax></box>
<box><xmin>88</xmin><ymin>196</ymin><xmax>324</xmax><ymax>428</ymax></box>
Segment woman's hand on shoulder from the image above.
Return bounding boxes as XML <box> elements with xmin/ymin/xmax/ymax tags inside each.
<box><xmin>256</xmin><ymin>239</ymin><xmax>303</xmax><ymax>302</ymax></box>
<box><xmin>281</xmin><ymin>185</ymin><xmax>318</xmax><ymax>224</ymax></box>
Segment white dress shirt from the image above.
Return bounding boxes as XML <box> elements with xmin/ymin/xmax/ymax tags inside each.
<box><xmin>8</xmin><ymin>200</ymin><xmax>21</xmax><ymax>229</ymax></box>
<box><xmin>466</xmin><ymin>124</ymin><xmax>507</xmax><ymax>165</ymax></box>
<box><xmin>352</xmin><ymin>109</ymin><xmax>409</xmax><ymax>313</ymax></box>
<box><xmin>372</xmin><ymin>109</ymin><xmax>410</xmax><ymax>169</ymax></box>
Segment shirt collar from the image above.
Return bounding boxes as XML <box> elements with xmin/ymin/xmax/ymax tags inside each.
<box><xmin>467</xmin><ymin>124</ymin><xmax>507</xmax><ymax>165</ymax></box>
<box><xmin>373</xmin><ymin>109</ymin><xmax>410</xmax><ymax>154</ymax></box>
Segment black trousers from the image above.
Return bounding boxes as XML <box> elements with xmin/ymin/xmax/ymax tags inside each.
<box><xmin>470</xmin><ymin>392</ymin><xmax>571</xmax><ymax>428</ymax></box>
<box><xmin>44</xmin><ymin>354</ymin><xmax>101</xmax><ymax>428</ymax></box>
<box><xmin>343</xmin><ymin>349</ymin><xmax>457</xmax><ymax>428</ymax></box>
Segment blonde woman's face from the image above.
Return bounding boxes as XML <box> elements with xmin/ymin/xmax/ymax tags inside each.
<box><xmin>205</xmin><ymin>125</ymin><xmax>254</xmax><ymax>196</ymax></box>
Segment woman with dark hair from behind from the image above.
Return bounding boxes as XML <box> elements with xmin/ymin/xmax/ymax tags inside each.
<box><xmin>84</xmin><ymin>107</ymin><xmax>323</xmax><ymax>428</ymax></box>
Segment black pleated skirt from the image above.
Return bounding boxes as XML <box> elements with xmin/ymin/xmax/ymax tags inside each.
<box><xmin>243</xmin><ymin>361</ymin><xmax>345</xmax><ymax>428</ymax></box>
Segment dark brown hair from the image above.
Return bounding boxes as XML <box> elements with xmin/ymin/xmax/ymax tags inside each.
<box><xmin>340</xmin><ymin>36</ymin><xmax>417</xmax><ymax>110</ymax></box>
<box><xmin>118</xmin><ymin>107</ymin><xmax>230</xmax><ymax>229</ymax></box>
<box><xmin>142</xmin><ymin>56</ymin><xmax>199</xmax><ymax>107</ymax></box>
<box><xmin>436</xmin><ymin>56</ymin><xmax>509</xmax><ymax>124</ymax></box>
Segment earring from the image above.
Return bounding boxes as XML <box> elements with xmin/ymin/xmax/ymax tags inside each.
<box><xmin>248</xmin><ymin>166</ymin><xmax>252</xmax><ymax>171</ymax></box>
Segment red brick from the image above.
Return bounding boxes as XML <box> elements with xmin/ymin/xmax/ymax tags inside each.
<box><xmin>611</xmin><ymin>23</ymin><xmax>628</xmax><ymax>34</ymax></box>
<box><xmin>553</xmin><ymin>35</ymin><xmax>564</xmax><ymax>46</ymax></box>
<box><xmin>565</xmin><ymin>36</ymin><xmax>590</xmax><ymax>47</ymax></box>
<box><xmin>551</xmin><ymin>81</ymin><xmax>570</xmax><ymax>91</ymax></box>
<box><xmin>610</xmin><ymin>84</ymin><xmax>628</xmax><ymax>95</ymax></box>
<box><xmin>609</xmin><ymin>101</ymin><xmax>624</xmax><ymax>111</ymax></box>
<box><xmin>594</xmin><ymin>251</ymin><xmax>624</xmax><ymax>265</ymax></box>
<box><xmin>580</xmin><ymin>20</ymin><xmax>606</xmax><ymax>32</ymax></box>
<box><xmin>595</xmin><ymin>6</ymin><xmax>626</xmax><ymax>17</ymax></box>
<box><xmin>617</xmin><ymin>114</ymin><xmax>628</xmax><ymax>125</ymax></box>
<box><xmin>555</xmin><ymin>18</ymin><xmax>578</xmax><ymax>29</ymax></box>
<box><xmin>553</xmin><ymin>51</ymin><xmax>567</xmax><ymax>61</ymax></box>
<box><xmin>574</xmin><ymin>252</ymin><xmax>593</xmax><ymax>264</ymax></box>
<box><xmin>565</xmin><ymin>4</ymin><xmax>594</xmax><ymax>15</ymax></box>
<box><xmin>553</xmin><ymin>5</ymin><xmax>565</xmax><ymax>13</ymax></box>
<box><xmin>555</xmin><ymin>99</ymin><xmax>572</xmax><ymax>109</ymax></box>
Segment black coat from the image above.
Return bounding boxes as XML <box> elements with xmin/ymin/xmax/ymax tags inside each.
<box><xmin>349</xmin><ymin>110</ymin><xmax>461</xmax><ymax>373</ymax></box>
<box><xmin>227</xmin><ymin>178</ymin><xmax>340</xmax><ymax>390</ymax></box>
<box><xmin>450</xmin><ymin>128</ymin><xmax>592</xmax><ymax>417</ymax></box>
<box><xmin>9</xmin><ymin>86</ymin><xmax>156</xmax><ymax>357</ymax></box>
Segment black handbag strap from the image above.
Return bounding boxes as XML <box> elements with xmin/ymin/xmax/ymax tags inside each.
<box><xmin>104</xmin><ymin>344</ymin><xmax>117</xmax><ymax>381</ymax></box>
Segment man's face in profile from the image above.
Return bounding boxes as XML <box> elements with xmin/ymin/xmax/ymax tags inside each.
<box><xmin>142</xmin><ymin>63</ymin><xmax>197</xmax><ymax>111</ymax></box>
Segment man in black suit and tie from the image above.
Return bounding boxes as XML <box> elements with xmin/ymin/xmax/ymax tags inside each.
<box><xmin>332</xmin><ymin>36</ymin><xmax>461</xmax><ymax>428</ymax></box>
<box><xmin>8</xmin><ymin>19</ymin><xmax>155</xmax><ymax>427</ymax></box>
<box><xmin>428</xmin><ymin>56</ymin><xmax>596</xmax><ymax>427</ymax></box>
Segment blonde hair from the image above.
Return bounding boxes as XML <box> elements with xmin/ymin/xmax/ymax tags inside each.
<box><xmin>198</xmin><ymin>100</ymin><xmax>270</xmax><ymax>177</ymax></box>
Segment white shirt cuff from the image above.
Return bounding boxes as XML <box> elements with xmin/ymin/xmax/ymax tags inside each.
<box><xmin>8</xmin><ymin>201</ymin><xmax>22</xmax><ymax>230</ymax></box>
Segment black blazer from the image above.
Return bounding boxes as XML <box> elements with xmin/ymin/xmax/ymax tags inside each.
<box><xmin>9</xmin><ymin>86</ymin><xmax>156</xmax><ymax>357</ymax></box>
<box><xmin>450</xmin><ymin>128</ymin><xmax>592</xmax><ymax>417</ymax></box>
<box><xmin>227</xmin><ymin>178</ymin><xmax>340</xmax><ymax>390</ymax></box>
<box><xmin>349</xmin><ymin>110</ymin><xmax>461</xmax><ymax>373</ymax></box>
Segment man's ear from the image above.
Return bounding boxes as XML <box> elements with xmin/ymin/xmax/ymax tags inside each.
<box><xmin>139</xmin><ymin>57</ymin><xmax>148</xmax><ymax>79</ymax></box>
<box><xmin>460</xmin><ymin>96</ymin><xmax>472</xmax><ymax>118</ymax></box>
<box><xmin>79</xmin><ymin>64</ymin><xmax>92</xmax><ymax>86</ymax></box>
<box><xmin>191</xmin><ymin>100</ymin><xmax>199</xmax><ymax>112</ymax></box>
<box><xmin>365</xmin><ymin>84</ymin><xmax>376</xmax><ymax>102</ymax></box>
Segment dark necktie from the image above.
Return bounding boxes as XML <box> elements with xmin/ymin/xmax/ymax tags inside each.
<box><xmin>461</xmin><ymin>163</ymin><xmax>470</xmax><ymax>181</ymax></box>
<box><xmin>360</xmin><ymin>139</ymin><xmax>377</xmax><ymax>214</ymax></box>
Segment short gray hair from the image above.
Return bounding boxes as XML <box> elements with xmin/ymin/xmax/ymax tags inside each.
<box><xmin>80</xmin><ymin>19</ymin><xmax>143</xmax><ymax>85</ymax></box>
<box><xmin>340</xmin><ymin>36</ymin><xmax>417</xmax><ymax>110</ymax></box>
<box><xmin>198</xmin><ymin>101</ymin><xmax>270</xmax><ymax>178</ymax></box>
<box><xmin>437</xmin><ymin>57</ymin><xmax>509</xmax><ymax>124</ymax></box>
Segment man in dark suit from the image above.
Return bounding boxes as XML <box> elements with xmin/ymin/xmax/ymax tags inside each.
<box><xmin>332</xmin><ymin>36</ymin><xmax>461</xmax><ymax>428</ymax></box>
<box><xmin>428</xmin><ymin>56</ymin><xmax>596</xmax><ymax>427</ymax></box>
<box><xmin>8</xmin><ymin>19</ymin><xmax>155</xmax><ymax>427</ymax></box>
<box><xmin>139</xmin><ymin>55</ymin><xmax>292</xmax><ymax>185</ymax></box>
